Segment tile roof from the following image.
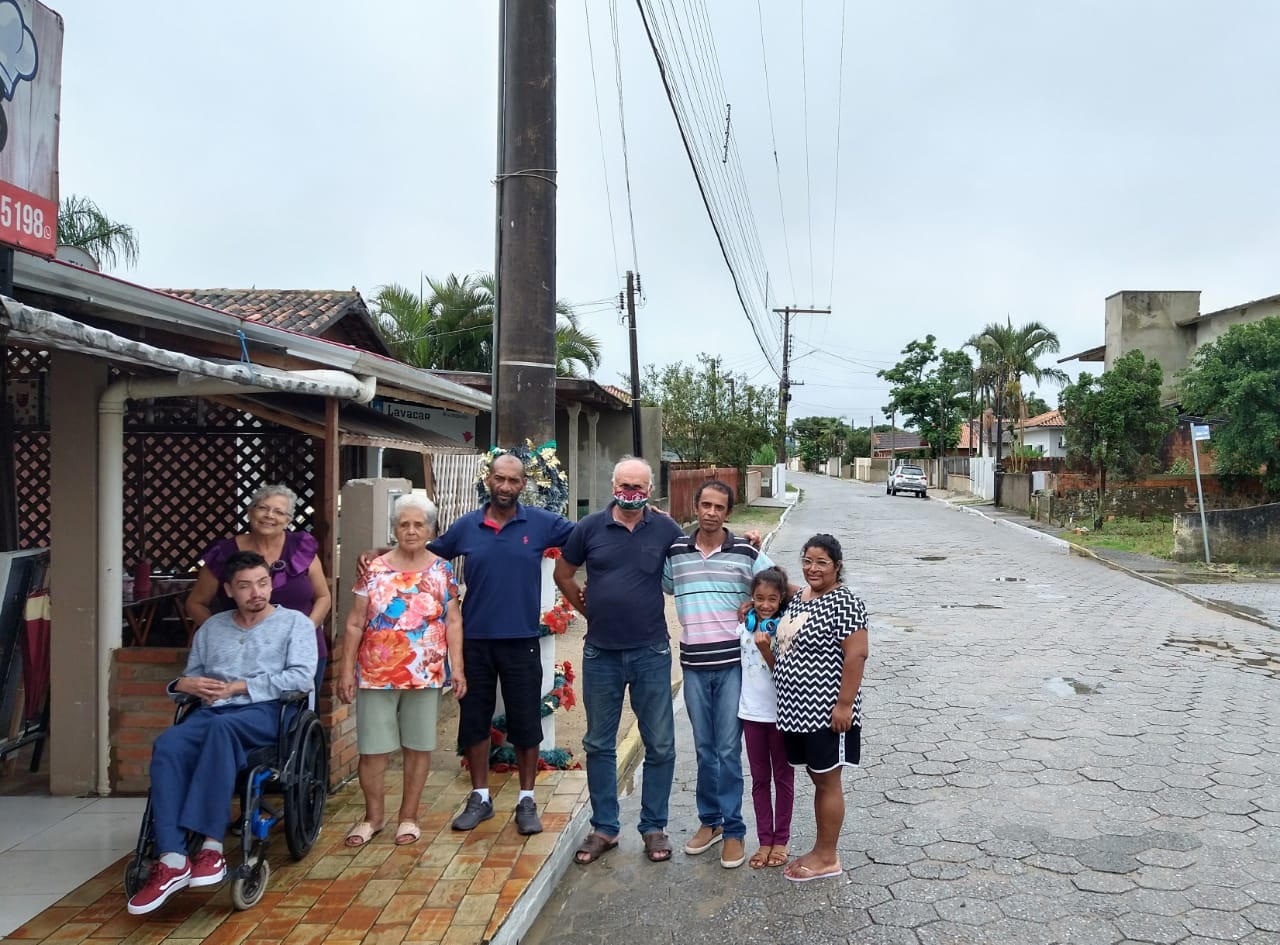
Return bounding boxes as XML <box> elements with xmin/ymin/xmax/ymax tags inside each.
<box><xmin>1018</xmin><ymin>408</ymin><xmax>1065</xmax><ymax>429</ymax></box>
<box><xmin>160</xmin><ymin>288</ymin><xmax>368</xmax><ymax>336</ymax></box>
<box><xmin>600</xmin><ymin>383</ymin><xmax>632</xmax><ymax>405</ymax></box>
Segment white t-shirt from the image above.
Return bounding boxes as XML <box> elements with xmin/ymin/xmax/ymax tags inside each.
<box><xmin>738</xmin><ymin>620</ymin><xmax>779</xmax><ymax>723</ymax></box>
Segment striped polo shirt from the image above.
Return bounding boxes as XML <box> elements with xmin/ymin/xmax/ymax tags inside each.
<box><xmin>664</xmin><ymin>529</ymin><xmax>772</xmax><ymax>671</ymax></box>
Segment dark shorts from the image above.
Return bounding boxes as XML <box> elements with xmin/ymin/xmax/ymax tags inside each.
<box><xmin>783</xmin><ymin>726</ymin><xmax>861</xmax><ymax>773</ymax></box>
<box><xmin>458</xmin><ymin>636</ymin><xmax>544</xmax><ymax>750</ymax></box>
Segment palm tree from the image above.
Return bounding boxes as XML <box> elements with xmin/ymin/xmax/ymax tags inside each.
<box><xmin>372</xmin><ymin>272</ymin><xmax>602</xmax><ymax>377</ymax></box>
<box><xmin>965</xmin><ymin>319</ymin><xmax>1068</xmax><ymax>496</ymax></box>
<box><xmin>56</xmin><ymin>195</ymin><xmax>140</xmax><ymax>270</ymax></box>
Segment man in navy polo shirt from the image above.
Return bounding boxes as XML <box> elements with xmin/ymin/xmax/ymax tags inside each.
<box><xmin>554</xmin><ymin>456</ymin><xmax>685</xmax><ymax>865</ymax></box>
<box><xmin>432</xmin><ymin>453</ymin><xmax>574</xmax><ymax>836</ymax></box>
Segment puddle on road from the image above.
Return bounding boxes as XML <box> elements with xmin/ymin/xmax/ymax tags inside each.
<box><xmin>1206</xmin><ymin>599</ymin><xmax>1267</xmax><ymax>618</ymax></box>
<box><xmin>916</xmin><ymin>555</ymin><xmax>947</xmax><ymax>561</ymax></box>
<box><xmin>1045</xmin><ymin>676</ymin><xmax>1101</xmax><ymax>696</ymax></box>
<box><xmin>940</xmin><ymin>603</ymin><xmax>1003</xmax><ymax>609</ymax></box>
<box><xmin>1165</xmin><ymin>637</ymin><xmax>1280</xmax><ymax>677</ymax></box>
<box><xmin>993</xmin><ymin>577</ymin><xmax>1027</xmax><ymax>583</ymax></box>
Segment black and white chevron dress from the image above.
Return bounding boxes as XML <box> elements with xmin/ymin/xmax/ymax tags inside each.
<box><xmin>773</xmin><ymin>584</ymin><xmax>868</xmax><ymax>734</ymax></box>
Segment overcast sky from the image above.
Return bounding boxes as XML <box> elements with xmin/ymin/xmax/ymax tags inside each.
<box><xmin>51</xmin><ymin>1</ymin><xmax>1280</xmax><ymax>425</ymax></box>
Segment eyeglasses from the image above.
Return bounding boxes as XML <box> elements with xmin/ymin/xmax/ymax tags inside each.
<box><xmin>801</xmin><ymin>557</ymin><xmax>835</xmax><ymax>569</ymax></box>
<box><xmin>253</xmin><ymin>504</ymin><xmax>290</xmax><ymax>519</ymax></box>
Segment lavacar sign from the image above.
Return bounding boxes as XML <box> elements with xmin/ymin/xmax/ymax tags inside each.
<box><xmin>0</xmin><ymin>0</ymin><xmax>61</xmax><ymax>256</ymax></box>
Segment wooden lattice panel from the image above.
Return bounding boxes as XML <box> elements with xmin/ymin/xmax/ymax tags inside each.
<box><xmin>14</xmin><ymin>430</ymin><xmax>50</xmax><ymax>549</ymax></box>
<box><xmin>123</xmin><ymin>429</ymin><xmax>319</xmax><ymax>574</ymax></box>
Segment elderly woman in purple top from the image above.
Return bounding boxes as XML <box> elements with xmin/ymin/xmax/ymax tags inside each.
<box><xmin>186</xmin><ymin>484</ymin><xmax>332</xmax><ymax>693</ymax></box>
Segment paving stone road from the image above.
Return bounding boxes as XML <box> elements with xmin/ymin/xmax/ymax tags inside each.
<box><xmin>523</xmin><ymin>472</ymin><xmax>1280</xmax><ymax>945</ymax></box>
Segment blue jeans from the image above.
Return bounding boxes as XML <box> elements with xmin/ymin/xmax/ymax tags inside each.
<box><xmin>581</xmin><ymin>641</ymin><xmax>676</xmax><ymax>838</ymax></box>
<box><xmin>682</xmin><ymin>664</ymin><xmax>745</xmax><ymax>839</ymax></box>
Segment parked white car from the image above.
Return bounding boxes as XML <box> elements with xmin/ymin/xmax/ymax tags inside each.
<box><xmin>887</xmin><ymin>464</ymin><xmax>928</xmax><ymax>498</ymax></box>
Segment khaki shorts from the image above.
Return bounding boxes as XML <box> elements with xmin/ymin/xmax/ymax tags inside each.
<box><xmin>356</xmin><ymin>688</ymin><xmax>441</xmax><ymax>754</ymax></box>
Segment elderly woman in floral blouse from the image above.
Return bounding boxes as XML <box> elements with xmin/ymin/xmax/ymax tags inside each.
<box><xmin>338</xmin><ymin>494</ymin><xmax>466</xmax><ymax>846</ymax></box>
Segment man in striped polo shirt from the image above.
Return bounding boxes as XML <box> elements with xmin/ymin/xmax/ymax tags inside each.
<box><xmin>663</xmin><ymin>480</ymin><xmax>772</xmax><ymax>870</ymax></box>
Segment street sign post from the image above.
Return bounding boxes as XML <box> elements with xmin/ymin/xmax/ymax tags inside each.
<box><xmin>1189</xmin><ymin>423</ymin><xmax>1211</xmax><ymax>564</ymax></box>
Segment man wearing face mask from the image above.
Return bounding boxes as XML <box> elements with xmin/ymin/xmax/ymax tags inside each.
<box><xmin>554</xmin><ymin>456</ymin><xmax>685</xmax><ymax>866</ymax></box>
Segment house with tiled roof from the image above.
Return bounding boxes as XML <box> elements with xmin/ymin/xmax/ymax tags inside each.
<box><xmin>161</xmin><ymin>288</ymin><xmax>391</xmax><ymax>356</ymax></box>
<box><xmin>1016</xmin><ymin>408</ymin><xmax>1067</xmax><ymax>458</ymax></box>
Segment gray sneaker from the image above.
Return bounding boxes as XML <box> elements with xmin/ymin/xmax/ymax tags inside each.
<box><xmin>515</xmin><ymin>797</ymin><xmax>543</xmax><ymax>835</ymax></box>
<box><xmin>451</xmin><ymin>791</ymin><xmax>494</xmax><ymax>831</ymax></box>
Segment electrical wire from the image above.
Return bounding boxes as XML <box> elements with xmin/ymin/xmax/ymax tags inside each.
<box><xmin>584</xmin><ymin>0</ymin><xmax>622</xmax><ymax>282</ymax></box>
<box><xmin>800</xmin><ymin>0</ymin><xmax>815</xmax><ymax>303</ymax></box>
<box><xmin>609</xmin><ymin>0</ymin><xmax>643</xmax><ymax>279</ymax></box>
<box><xmin>755</xmin><ymin>0</ymin><xmax>797</xmax><ymax>307</ymax></box>
<box><xmin>827</xmin><ymin>2</ymin><xmax>847</xmax><ymax>307</ymax></box>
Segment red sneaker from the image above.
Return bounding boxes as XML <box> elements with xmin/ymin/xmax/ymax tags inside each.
<box><xmin>189</xmin><ymin>848</ymin><xmax>226</xmax><ymax>887</ymax></box>
<box><xmin>126</xmin><ymin>859</ymin><xmax>191</xmax><ymax>915</ymax></box>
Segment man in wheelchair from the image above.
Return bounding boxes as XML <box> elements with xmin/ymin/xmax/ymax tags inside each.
<box><xmin>127</xmin><ymin>551</ymin><xmax>317</xmax><ymax>916</ymax></box>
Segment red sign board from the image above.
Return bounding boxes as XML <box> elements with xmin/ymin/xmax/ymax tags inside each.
<box><xmin>0</xmin><ymin>0</ymin><xmax>61</xmax><ymax>256</ymax></box>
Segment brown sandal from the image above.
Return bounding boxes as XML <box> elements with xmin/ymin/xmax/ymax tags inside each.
<box><xmin>575</xmin><ymin>832</ymin><xmax>618</xmax><ymax>865</ymax></box>
<box><xmin>766</xmin><ymin>845</ymin><xmax>789</xmax><ymax>868</ymax></box>
<box><xmin>643</xmin><ymin>831</ymin><xmax>673</xmax><ymax>862</ymax></box>
<box><xmin>749</xmin><ymin>846</ymin><xmax>771</xmax><ymax>869</ymax></box>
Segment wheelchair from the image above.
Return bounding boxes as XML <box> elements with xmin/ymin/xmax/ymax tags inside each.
<box><xmin>124</xmin><ymin>690</ymin><xmax>329</xmax><ymax>910</ymax></box>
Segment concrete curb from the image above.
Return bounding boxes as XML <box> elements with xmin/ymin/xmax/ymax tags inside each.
<box><xmin>761</xmin><ymin>489</ymin><xmax>800</xmax><ymax>554</ymax></box>
<box><xmin>945</xmin><ymin>497</ymin><xmax>1279</xmax><ymax>631</ymax></box>
<box><xmin>493</xmin><ymin>681</ymin><xmax>683</xmax><ymax>945</ymax></box>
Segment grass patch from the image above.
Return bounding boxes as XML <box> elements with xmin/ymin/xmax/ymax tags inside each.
<box><xmin>1061</xmin><ymin>516</ymin><xmax>1175</xmax><ymax>558</ymax></box>
<box><xmin>729</xmin><ymin>504</ymin><xmax>785</xmax><ymax>534</ymax></box>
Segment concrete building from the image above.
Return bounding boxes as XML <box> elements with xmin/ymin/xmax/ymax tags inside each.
<box><xmin>1061</xmin><ymin>289</ymin><xmax>1280</xmax><ymax>401</ymax></box>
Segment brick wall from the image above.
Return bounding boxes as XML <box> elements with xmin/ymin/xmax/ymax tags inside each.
<box><xmin>1046</xmin><ymin>472</ymin><xmax>1267</xmax><ymax>525</ymax></box>
<box><xmin>111</xmin><ymin>647</ymin><xmax>356</xmax><ymax>795</ymax></box>
<box><xmin>111</xmin><ymin>648</ymin><xmax>188</xmax><ymax>794</ymax></box>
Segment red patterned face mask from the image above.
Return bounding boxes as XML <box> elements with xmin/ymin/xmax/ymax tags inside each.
<box><xmin>613</xmin><ymin>489</ymin><xmax>649</xmax><ymax>510</ymax></box>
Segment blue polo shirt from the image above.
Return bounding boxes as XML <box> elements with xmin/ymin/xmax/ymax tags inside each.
<box><xmin>429</xmin><ymin>503</ymin><xmax>574</xmax><ymax>640</ymax></box>
<box><xmin>561</xmin><ymin>504</ymin><xmax>684</xmax><ymax>650</ymax></box>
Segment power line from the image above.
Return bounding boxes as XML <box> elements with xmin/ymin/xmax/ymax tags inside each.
<box><xmin>635</xmin><ymin>0</ymin><xmax>780</xmax><ymax>373</ymax></box>
<box><xmin>827</xmin><ymin>2</ymin><xmax>847</xmax><ymax>306</ymax></box>
<box><xmin>584</xmin><ymin>0</ymin><xmax>622</xmax><ymax>282</ymax></box>
<box><xmin>609</xmin><ymin>0</ymin><xmax>642</xmax><ymax>280</ymax></box>
<box><xmin>755</xmin><ymin>0</ymin><xmax>797</xmax><ymax>305</ymax></box>
<box><xmin>800</xmin><ymin>0</ymin><xmax>815</xmax><ymax>303</ymax></box>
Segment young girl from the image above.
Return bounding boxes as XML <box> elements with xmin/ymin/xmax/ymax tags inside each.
<box><xmin>738</xmin><ymin>567</ymin><xmax>794</xmax><ymax>869</ymax></box>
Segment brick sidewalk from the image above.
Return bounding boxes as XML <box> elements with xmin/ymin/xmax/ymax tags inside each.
<box><xmin>6</xmin><ymin>764</ymin><xmax>589</xmax><ymax>945</ymax></box>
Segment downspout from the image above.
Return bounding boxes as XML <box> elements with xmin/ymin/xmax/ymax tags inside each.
<box><xmin>95</xmin><ymin>371</ymin><xmax>375</xmax><ymax>795</ymax></box>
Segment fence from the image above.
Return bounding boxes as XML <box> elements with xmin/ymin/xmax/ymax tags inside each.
<box><xmin>668</xmin><ymin>466</ymin><xmax>740</xmax><ymax>523</ymax></box>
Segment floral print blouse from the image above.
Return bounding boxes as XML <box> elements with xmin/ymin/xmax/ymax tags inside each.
<box><xmin>353</xmin><ymin>555</ymin><xmax>457</xmax><ymax>689</ymax></box>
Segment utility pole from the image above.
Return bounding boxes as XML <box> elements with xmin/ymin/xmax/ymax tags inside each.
<box><xmin>625</xmin><ymin>270</ymin><xmax>643</xmax><ymax>456</ymax></box>
<box><xmin>773</xmin><ymin>306</ymin><xmax>829</xmax><ymax>463</ymax></box>
<box><xmin>492</xmin><ymin>0</ymin><xmax>557</xmax><ymax>448</ymax></box>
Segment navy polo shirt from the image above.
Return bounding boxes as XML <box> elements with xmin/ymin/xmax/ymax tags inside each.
<box><xmin>561</xmin><ymin>504</ymin><xmax>684</xmax><ymax>650</ymax></box>
<box><xmin>429</xmin><ymin>503</ymin><xmax>574</xmax><ymax>639</ymax></box>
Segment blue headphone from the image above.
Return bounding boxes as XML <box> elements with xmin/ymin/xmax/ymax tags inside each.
<box><xmin>745</xmin><ymin>610</ymin><xmax>780</xmax><ymax>636</ymax></box>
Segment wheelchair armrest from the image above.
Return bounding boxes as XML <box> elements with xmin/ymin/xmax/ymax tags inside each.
<box><xmin>172</xmin><ymin>692</ymin><xmax>202</xmax><ymax>723</ymax></box>
<box><xmin>280</xmin><ymin>691</ymin><xmax>310</xmax><ymax>705</ymax></box>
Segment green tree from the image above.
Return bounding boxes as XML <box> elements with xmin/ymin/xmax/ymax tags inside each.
<box><xmin>372</xmin><ymin>273</ymin><xmax>602</xmax><ymax>377</ymax></box>
<box><xmin>1179</xmin><ymin>316</ymin><xmax>1280</xmax><ymax>498</ymax></box>
<box><xmin>641</xmin><ymin>355</ymin><xmax>775</xmax><ymax>479</ymax></box>
<box><xmin>1023</xmin><ymin>392</ymin><xmax>1051</xmax><ymax>417</ymax></box>
<box><xmin>877</xmin><ymin>336</ymin><xmax>974</xmax><ymax>458</ymax></box>
<box><xmin>790</xmin><ymin>416</ymin><xmax>846</xmax><ymax>471</ymax></box>
<box><xmin>966</xmin><ymin>319</ymin><xmax>1068</xmax><ymax>484</ymax></box>
<box><xmin>1060</xmin><ymin>350</ymin><xmax>1175</xmax><ymax>530</ymax></box>
<box><xmin>57</xmin><ymin>194</ymin><xmax>139</xmax><ymax>270</ymax></box>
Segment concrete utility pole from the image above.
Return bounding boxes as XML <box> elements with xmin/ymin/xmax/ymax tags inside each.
<box><xmin>492</xmin><ymin>0</ymin><xmax>557</xmax><ymax>447</ymax></box>
<box><xmin>625</xmin><ymin>270</ymin><xmax>643</xmax><ymax>456</ymax></box>
<box><xmin>773</xmin><ymin>306</ymin><xmax>829</xmax><ymax>463</ymax></box>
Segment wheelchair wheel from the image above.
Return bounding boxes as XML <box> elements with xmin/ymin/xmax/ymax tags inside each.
<box><xmin>285</xmin><ymin>714</ymin><xmax>328</xmax><ymax>860</ymax></box>
<box><xmin>230</xmin><ymin>855</ymin><xmax>270</xmax><ymax>910</ymax></box>
<box><xmin>123</xmin><ymin>856</ymin><xmax>150</xmax><ymax>898</ymax></box>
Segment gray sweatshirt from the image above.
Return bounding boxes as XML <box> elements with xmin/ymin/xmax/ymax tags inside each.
<box><xmin>172</xmin><ymin>605</ymin><xmax>318</xmax><ymax>706</ymax></box>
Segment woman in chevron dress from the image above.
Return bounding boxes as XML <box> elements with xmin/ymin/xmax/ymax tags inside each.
<box><xmin>771</xmin><ymin>533</ymin><xmax>869</xmax><ymax>883</ymax></box>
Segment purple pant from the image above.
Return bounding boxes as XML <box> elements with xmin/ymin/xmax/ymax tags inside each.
<box><xmin>742</xmin><ymin>719</ymin><xmax>793</xmax><ymax>846</ymax></box>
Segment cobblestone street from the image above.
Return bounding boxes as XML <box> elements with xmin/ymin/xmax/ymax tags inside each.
<box><xmin>524</xmin><ymin>471</ymin><xmax>1280</xmax><ymax>945</ymax></box>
